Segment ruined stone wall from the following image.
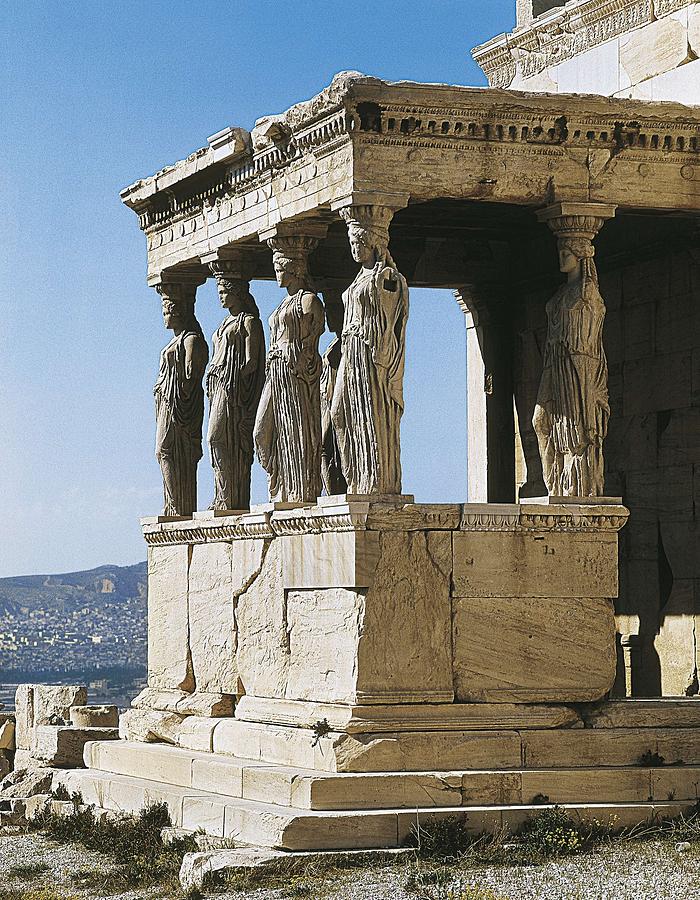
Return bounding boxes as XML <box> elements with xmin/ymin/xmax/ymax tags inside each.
<box><xmin>513</xmin><ymin>239</ymin><xmax>700</xmax><ymax>696</ymax></box>
<box><xmin>476</xmin><ymin>1</ymin><xmax>700</xmax><ymax>104</ymax></box>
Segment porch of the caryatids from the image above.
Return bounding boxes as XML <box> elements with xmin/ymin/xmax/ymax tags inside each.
<box><xmin>152</xmin><ymin>272</ymin><xmax>209</xmax><ymax>518</ymax></box>
<box><xmin>253</xmin><ymin>224</ymin><xmax>327</xmax><ymax>505</ymax></box>
<box><xmin>330</xmin><ymin>198</ymin><xmax>410</xmax><ymax>497</ymax></box>
<box><xmin>533</xmin><ymin>202</ymin><xmax>617</xmax><ymax>498</ymax></box>
<box><xmin>203</xmin><ymin>249</ymin><xmax>265</xmax><ymax>513</ymax></box>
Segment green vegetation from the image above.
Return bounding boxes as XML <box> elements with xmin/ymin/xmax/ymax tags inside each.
<box><xmin>0</xmin><ymin>891</ymin><xmax>82</xmax><ymax>900</ymax></box>
<box><xmin>32</xmin><ymin>797</ymin><xmax>196</xmax><ymax>894</ymax></box>
<box><xmin>4</xmin><ymin>864</ymin><xmax>51</xmax><ymax>881</ymax></box>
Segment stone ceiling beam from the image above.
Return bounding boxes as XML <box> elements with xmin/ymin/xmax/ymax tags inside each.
<box><xmin>122</xmin><ymin>73</ymin><xmax>700</xmax><ymax>284</ymax></box>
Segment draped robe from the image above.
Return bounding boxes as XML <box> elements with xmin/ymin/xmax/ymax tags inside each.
<box><xmin>331</xmin><ymin>262</ymin><xmax>409</xmax><ymax>496</ymax></box>
<box><xmin>154</xmin><ymin>329</ymin><xmax>208</xmax><ymax>516</ymax></box>
<box><xmin>535</xmin><ymin>276</ymin><xmax>609</xmax><ymax>497</ymax></box>
<box><xmin>254</xmin><ymin>291</ymin><xmax>324</xmax><ymax>503</ymax></box>
<box><xmin>207</xmin><ymin>312</ymin><xmax>265</xmax><ymax>510</ymax></box>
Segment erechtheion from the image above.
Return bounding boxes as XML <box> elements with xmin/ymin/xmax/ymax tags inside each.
<box><xmin>13</xmin><ymin>0</ymin><xmax>700</xmax><ymax>849</ymax></box>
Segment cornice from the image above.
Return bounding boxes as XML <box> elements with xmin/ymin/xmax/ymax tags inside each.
<box><xmin>472</xmin><ymin>0</ymin><xmax>695</xmax><ymax>89</ymax></box>
<box><xmin>126</xmin><ymin>75</ymin><xmax>700</xmax><ymax>249</ymax></box>
<box><xmin>141</xmin><ymin>500</ymin><xmax>629</xmax><ymax>545</ymax></box>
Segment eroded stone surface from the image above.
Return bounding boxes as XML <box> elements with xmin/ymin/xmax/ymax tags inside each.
<box><xmin>32</xmin><ymin>726</ymin><xmax>119</xmax><ymax>767</ymax></box>
<box><xmin>188</xmin><ymin>542</ymin><xmax>238</xmax><ymax>695</ymax></box>
<box><xmin>133</xmin><ymin>687</ymin><xmax>234</xmax><ymax>718</ymax></box>
<box><xmin>70</xmin><ymin>706</ymin><xmax>118</xmax><ymax>728</ymax></box>
<box><xmin>453</xmin><ymin>595</ymin><xmax>617</xmax><ymax>703</ymax></box>
<box><xmin>119</xmin><ymin>708</ymin><xmax>186</xmax><ymax>744</ymax></box>
<box><xmin>620</xmin><ymin>16</ymin><xmax>688</xmax><ymax>86</ymax></box>
<box><xmin>16</xmin><ymin>684</ymin><xmax>87</xmax><ymax>751</ymax></box>
<box><xmin>235</xmin><ymin>541</ymin><xmax>288</xmax><ymax>699</ymax></box>
<box><xmin>147</xmin><ymin>545</ymin><xmax>193</xmax><ymax>692</ymax></box>
<box><xmin>356</xmin><ymin>530</ymin><xmax>453</xmax><ymax>703</ymax></box>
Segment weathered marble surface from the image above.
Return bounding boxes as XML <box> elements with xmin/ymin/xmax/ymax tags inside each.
<box><xmin>206</xmin><ymin>268</ymin><xmax>265</xmax><ymax>512</ymax></box>
<box><xmin>154</xmin><ymin>283</ymin><xmax>208</xmax><ymax>517</ymax></box>
<box><xmin>254</xmin><ymin>235</ymin><xmax>324</xmax><ymax>504</ymax></box>
<box><xmin>16</xmin><ymin>684</ymin><xmax>87</xmax><ymax>751</ymax></box>
<box><xmin>139</xmin><ymin>500</ymin><xmax>627</xmax><ymax>727</ymax></box>
<box><xmin>147</xmin><ymin>545</ymin><xmax>192</xmax><ymax>692</ymax></box>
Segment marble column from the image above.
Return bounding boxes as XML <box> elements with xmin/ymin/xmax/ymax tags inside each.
<box><xmin>319</xmin><ymin>281</ymin><xmax>348</xmax><ymax>496</ymax></box>
<box><xmin>455</xmin><ymin>285</ymin><xmax>516</xmax><ymax>504</ymax></box>
<box><xmin>152</xmin><ymin>271</ymin><xmax>208</xmax><ymax>518</ymax></box>
<box><xmin>534</xmin><ymin>201</ymin><xmax>617</xmax><ymax>498</ymax></box>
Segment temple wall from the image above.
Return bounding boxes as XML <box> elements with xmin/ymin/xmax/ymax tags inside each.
<box><xmin>514</xmin><ymin>4</ymin><xmax>700</xmax><ymax>102</ymax></box>
<box><xmin>513</xmin><ymin>244</ymin><xmax>700</xmax><ymax>696</ymax></box>
<box><xmin>476</xmin><ymin>1</ymin><xmax>699</xmax><ymax>104</ymax></box>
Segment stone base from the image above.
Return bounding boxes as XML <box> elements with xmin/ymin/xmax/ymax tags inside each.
<box><xmin>233</xmin><ymin>697</ymin><xmax>581</xmax><ymax>733</ymax></box>
<box><xmin>51</xmin><ymin>699</ymin><xmax>700</xmax><ymax>849</ymax></box>
<box><xmin>141</xmin><ymin>498</ymin><xmax>627</xmax><ymax>709</ymax></box>
<box><xmin>102</xmin><ymin>498</ymin><xmax>658</xmax><ymax>849</ymax></box>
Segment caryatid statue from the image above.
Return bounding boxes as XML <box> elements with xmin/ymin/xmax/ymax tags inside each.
<box><xmin>206</xmin><ymin>260</ymin><xmax>266</xmax><ymax>511</ymax></box>
<box><xmin>533</xmin><ymin>206</ymin><xmax>615</xmax><ymax>497</ymax></box>
<box><xmin>253</xmin><ymin>235</ymin><xmax>325</xmax><ymax>504</ymax></box>
<box><xmin>331</xmin><ymin>205</ymin><xmax>409</xmax><ymax>495</ymax></box>
<box><xmin>154</xmin><ymin>279</ymin><xmax>209</xmax><ymax>517</ymax></box>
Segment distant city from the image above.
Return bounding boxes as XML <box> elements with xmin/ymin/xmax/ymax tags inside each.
<box><xmin>0</xmin><ymin>562</ymin><xmax>148</xmax><ymax>710</ymax></box>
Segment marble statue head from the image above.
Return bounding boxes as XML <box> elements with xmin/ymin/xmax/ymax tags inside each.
<box><xmin>214</xmin><ymin>275</ymin><xmax>259</xmax><ymax>316</ymax></box>
<box><xmin>156</xmin><ymin>283</ymin><xmax>199</xmax><ymax>333</ymax></box>
<box><xmin>340</xmin><ymin>205</ymin><xmax>394</xmax><ymax>267</ymax></box>
<box><xmin>267</xmin><ymin>236</ymin><xmax>316</xmax><ymax>291</ymax></box>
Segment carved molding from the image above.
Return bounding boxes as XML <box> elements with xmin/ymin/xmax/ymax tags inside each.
<box><xmin>126</xmin><ymin>75</ymin><xmax>700</xmax><ymax>242</ymax></box>
<box><xmin>472</xmin><ymin>0</ymin><xmax>678</xmax><ymax>88</ymax></box>
<box><xmin>142</xmin><ymin>501</ymin><xmax>629</xmax><ymax>544</ymax></box>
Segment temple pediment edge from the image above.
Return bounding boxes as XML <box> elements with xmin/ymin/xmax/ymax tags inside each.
<box><xmin>121</xmin><ymin>72</ymin><xmax>700</xmax><ymax>281</ymax></box>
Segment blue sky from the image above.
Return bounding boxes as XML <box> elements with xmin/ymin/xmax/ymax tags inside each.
<box><xmin>0</xmin><ymin>1</ymin><xmax>515</xmax><ymax>577</ymax></box>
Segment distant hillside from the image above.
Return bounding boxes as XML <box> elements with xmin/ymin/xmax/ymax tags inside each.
<box><xmin>0</xmin><ymin>562</ymin><xmax>147</xmax><ymax>675</ymax></box>
<box><xmin>0</xmin><ymin>562</ymin><xmax>147</xmax><ymax>616</ymax></box>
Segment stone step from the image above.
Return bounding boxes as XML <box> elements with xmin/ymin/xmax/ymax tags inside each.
<box><xmin>53</xmin><ymin>767</ymin><xmax>693</xmax><ymax>850</ymax></box>
<box><xmin>84</xmin><ymin>741</ymin><xmax>700</xmax><ymax>811</ymax></box>
<box><xmin>206</xmin><ymin>719</ymin><xmax>700</xmax><ymax>773</ymax></box>
<box><xmin>582</xmin><ymin>700</ymin><xmax>700</xmax><ymax>729</ymax></box>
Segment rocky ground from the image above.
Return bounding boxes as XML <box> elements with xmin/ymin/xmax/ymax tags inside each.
<box><xmin>0</xmin><ymin>831</ymin><xmax>698</xmax><ymax>900</ymax></box>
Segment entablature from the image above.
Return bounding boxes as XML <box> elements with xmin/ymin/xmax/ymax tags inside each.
<box><xmin>121</xmin><ymin>72</ymin><xmax>700</xmax><ymax>282</ymax></box>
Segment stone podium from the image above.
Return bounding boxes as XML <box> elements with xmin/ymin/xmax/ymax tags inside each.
<box><xmin>129</xmin><ymin>498</ymin><xmax>625</xmax><ymax>741</ymax></box>
<box><xmin>57</xmin><ymin>497</ymin><xmax>700</xmax><ymax>850</ymax></box>
<box><xmin>50</xmin><ymin>59</ymin><xmax>700</xmax><ymax>848</ymax></box>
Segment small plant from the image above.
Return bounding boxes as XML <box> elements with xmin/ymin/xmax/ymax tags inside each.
<box><xmin>530</xmin><ymin>793</ymin><xmax>550</xmax><ymax>805</ymax></box>
<box><xmin>6</xmin><ymin>862</ymin><xmax>51</xmax><ymax>880</ymax></box>
<box><xmin>405</xmin><ymin>815</ymin><xmax>476</xmax><ymax>859</ymax></box>
<box><xmin>515</xmin><ymin>806</ymin><xmax>615</xmax><ymax>860</ymax></box>
<box><xmin>638</xmin><ymin>749</ymin><xmax>666</xmax><ymax>767</ymax></box>
<box><xmin>50</xmin><ymin>783</ymin><xmax>71</xmax><ymax>801</ymax></box>
<box><xmin>34</xmin><ymin>800</ymin><xmax>197</xmax><ymax>892</ymax></box>
<box><xmin>311</xmin><ymin>718</ymin><xmax>332</xmax><ymax>746</ymax></box>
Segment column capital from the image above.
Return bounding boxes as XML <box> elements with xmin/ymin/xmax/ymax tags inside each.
<box><xmin>201</xmin><ymin>246</ymin><xmax>254</xmax><ymax>282</ymax></box>
<box><xmin>537</xmin><ymin>202</ymin><xmax>617</xmax><ymax>241</ymax></box>
<box><xmin>258</xmin><ymin>220</ymin><xmax>328</xmax><ymax>244</ymax></box>
<box><xmin>330</xmin><ymin>191</ymin><xmax>410</xmax><ymax>213</ymax></box>
<box><xmin>454</xmin><ymin>281</ymin><xmax>510</xmax><ymax>328</ymax></box>
<box><xmin>147</xmin><ymin>265</ymin><xmax>208</xmax><ymax>293</ymax></box>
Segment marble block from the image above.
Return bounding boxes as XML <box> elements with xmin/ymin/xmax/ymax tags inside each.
<box><xmin>139</xmin><ymin>501</ymin><xmax>627</xmax><ymax>730</ymax></box>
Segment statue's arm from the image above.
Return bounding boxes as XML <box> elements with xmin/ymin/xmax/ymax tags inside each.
<box><xmin>300</xmin><ymin>291</ymin><xmax>325</xmax><ymax>343</ymax></box>
<box><xmin>242</xmin><ymin>316</ymin><xmax>263</xmax><ymax>375</ymax></box>
<box><xmin>184</xmin><ymin>334</ymin><xmax>207</xmax><ymax>383</ymax></box>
